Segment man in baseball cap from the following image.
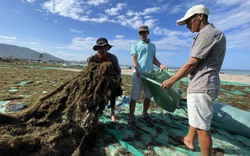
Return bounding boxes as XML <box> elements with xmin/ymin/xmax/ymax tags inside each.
<box><xmin>128</xmin><ymin>25</ymin><xmax>168</xmax><ymax>130</ymax></box>
<box><xmin>138</xmin><ymin>25</ymin><xmax>150</xmax><ymax>34</ymax></box>
<box><xmin>176</xmin><ymin>4</ymin><xmax>210</xmax><ymax>26</ymax></box>
<box><xmin>161</xmin><ymin>4</ymin><xmax>226</xmax><ymax>155</ymax></box>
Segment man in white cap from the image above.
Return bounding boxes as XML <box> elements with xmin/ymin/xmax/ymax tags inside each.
<box><xmin>161</xmin><ymin>4</ymin><xmax>226</xmax><ymax>156</ymax></box>
<box><xmin>128</xmin><ymin>25</ymin><xmax>168</xmax><ymax>130</ymax></box>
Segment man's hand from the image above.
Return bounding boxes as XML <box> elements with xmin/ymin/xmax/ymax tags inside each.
<box><xmin>135</xmin><ymin>69</ymin><xmax>141</xmax><ymax>77</ymax></box>
<box><xmin>134</xmin><ymin>66</ymin><xmax>141</xmax><ymax>77</ymax></box>
<box><xmin>160</xmin><ymin>64</ymin><xmax>168</xmax><ymax>70</ymax></box>
<box><xmin>160</xmin><ymin>79</ymin><xmax>174</xmax><ymax>89</ymax></box>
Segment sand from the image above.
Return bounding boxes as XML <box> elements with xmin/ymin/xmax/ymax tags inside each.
<box><xmin>219</xmin><ymin>73</ymin><xmax>250</xmax><ymax>85</ymax></box>
<box><xmin>121</xmin><ymin>68</ymin><xmax>250</xmax><ymax>85</ymax></box>
<box><xmin>56</xmin><ymin>67</ymin><xmax>250</xmax><ymax>85</ymax></box>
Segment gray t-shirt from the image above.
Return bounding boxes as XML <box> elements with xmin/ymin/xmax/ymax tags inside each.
<box><xmin>187</xmin><ymin>24</ymin><xmax>226</xmax><ymax>98</ymax></box>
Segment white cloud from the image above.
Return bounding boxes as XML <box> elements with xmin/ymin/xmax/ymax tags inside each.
<box><xmin>168</xmin><ymin>4</ymin><xmax>182</xmax><ymax>14</ymax></box>
<box><xmin>111</xmin><ymin>38</ymin><xmax>135</xmax><ymax>52</ymax></box>
<box><xmin>115</xmin><ymin>35</ymin><xmax>124</xmax><ymax>39</ymax></box>
<box><xmin>115</xmin><ymin>7</ymin><xmax>161</xmax><ymax>30</ymax></box>
<box><xmin>66</xmin><ymin>36</ymin><xmax>133</xmax><ymax>52</ymax></box>
<box><xmin>154</xmin><ymin>36</ymin><xmax>188</xmax><ymax>51</ymax></box>
<box><xmin>144</xmin><ymin>7</ymin><xmax>161</xmax><ymax>14</ymax></box>
<box><xmin>86</xmin><ymin>0</ymin><xmax>109</xmax><ymax>6</ymax></box>
<box><xmin>153</xmin><ymin>26</ymin><xmax>191</xmax><ymax>38</ymax></box>
<box><xmin>117</xmin><ymin>13</ymin><xmax>157</xmax><ymax>30</ymax></box>
<box><xmin>214</xmin><ymin>0</ymin><xmax>245</xmax><ymax>6</ymax></box>
<box><xmin>0</xmin><ymin>35</ymin><xmax>17</xmax><ymax>42</ymax></box>
<box><xmin>225</xmin><ymin>25</ymin><xmax>250</xmax><ymax>50</ymax></box>
<box><xmin>57</xmin><ymin>36</ymin><xmax>135</xmax><ymax>61</ymax></box>
<box><xmin>70</xmin><ymin>28</ymin><xmax>83</xmax><ymax>34</ymax></box>
<box><xmin>144</xmin><ymin>19</ymin><xmax>158</xmax><ymax>29</ymax></box>
<box><xmin>30</xmin><ymin>42</ymin><xmax>38</xmax><ymax>45</ymax></box>
<box><xmin>105</xmin><ymin>3</ymin><xmax>126</xmax><ymax>16</ymax></box>
<box><xmin>212</xmin><ymin>2</ymin><xmax>250</xmax><ymax>31</ymax></box>
<box><xmin>79</xmin><ymin>15</ymin><xmax>112</xmax><ymax>23</ymax></box>
<box><xmin>41</xmin><ymin>1</ymin><xmax>162</xmax><ymax>32</ymax></box>
<box><xmin>42</xmin><ymin>0</ymin><xmax>84</xmax><ymax>19</ymax></box>
<box><xmin>68</xmin><ymin>37</ymin><xmax>95</xmax><ymax>51</ymax></box>
<box><xmin>26</xmin><ymin>0</ymin><xmax>35</xmax><ymax>3</ymax></box>
<box><xmin>126</xmin><ymin>7</ymin><xmax>160</xmax><ymax>16</ymax></box>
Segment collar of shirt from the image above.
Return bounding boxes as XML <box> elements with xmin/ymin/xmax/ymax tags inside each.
<box><xmin>139</xmin><ymin>39</ymin><xmax>151</xmax><ymax>44</ymax></box>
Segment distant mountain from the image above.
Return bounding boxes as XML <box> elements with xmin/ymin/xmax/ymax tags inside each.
<box><xmin>0</xmin><ymin>43</ymin><xmax>63</xmax><ymax>62</ymax></box>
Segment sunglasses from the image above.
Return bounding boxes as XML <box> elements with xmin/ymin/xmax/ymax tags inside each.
<box><xmin>139</xmin><ymin>31</ymin><xmax>148</xmax><ymax>35</ymax></box>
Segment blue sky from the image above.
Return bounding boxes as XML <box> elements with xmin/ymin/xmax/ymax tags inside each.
<box><xmin>0</xmin><ymin>0</ymin><xmax>250</xmax><ymax>70</ymax></box>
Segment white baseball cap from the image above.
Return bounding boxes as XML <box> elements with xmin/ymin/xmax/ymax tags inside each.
<box><xmin>176</xmin><ymin>4</ymin><xmax>210</xmax><ymax>26</ymax></box>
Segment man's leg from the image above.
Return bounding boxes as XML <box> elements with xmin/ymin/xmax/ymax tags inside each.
<box><xmin>142</xmin><ymin>82</ymin><xmax>151</xmax><ymax>118</ymax></box>
<box><xmin>183</xmin><ymin>125</ymin><xmax>196</xmax><ymax>150</ymax></box>
<box><xmin>197</xmin><ymin>129</ymin><xmax>212</xmax><ymax>156</ymax></box>
<box><xmin>128</xmin><ymin>74</ymin><xmax>141</xmax><ymax>129</ymax></box>
<box><xmin>129</xmin><ymin>99</ymin><xmax>136</xmax><ymax>121</ymax></box>
<box><xmin>187</xmin><ymin>93</ymin><xmax>214</xmax><ymax>155</ymax></box>
<box><xmin>127</xmin><ymin>99</ymin><xmax>137</xmax><ymax>129</ymax></box>
<box><xmin>142</xmin><ymin>98</ymin><xmax>150</xmax><ymax>117</ymax></box>
<box><xmin>110</xmin><ymin>97</ymin><xmax>118</xmax><ymax>122</ymax></box>
<box><xmin>129</xmin><ymin>74</ymin><xmax>140</xmax><ymax>121</ymax></box>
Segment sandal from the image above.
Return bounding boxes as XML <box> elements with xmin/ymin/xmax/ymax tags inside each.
<box><xmin>128</xmin><ymin>121</ymin><xmax>137</xmax><ymax>130</ymax></box>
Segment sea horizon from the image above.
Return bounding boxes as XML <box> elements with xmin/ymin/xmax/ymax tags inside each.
<box><xmin>69</xmin><ymin>63</ymin><xmax>250</xmax><ymax>76</ymax></box>
<box><xmin>219</xmin><ymin>69</ymin><xmax>250</xmax><ymax>76</ymax></box>
<box><xmin>120</xmin><ymin>65</ymin><xmax>250</xmax><ymax>76</ymax></box>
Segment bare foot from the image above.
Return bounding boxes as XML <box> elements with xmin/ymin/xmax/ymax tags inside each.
<box><xmin>183</xmin><ymin>137</ymin><xmax>195</xmax><ymax>150</ymax></box>
<box><xmin>111</xmin><ymin>115</ymin><xmax>118</xmax><ymax>122</ymax></box>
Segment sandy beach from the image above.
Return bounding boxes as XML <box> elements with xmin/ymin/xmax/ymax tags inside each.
<box><xmin>121</xmin><ymin>68</ymin><xmax>250</xmax><ymax>85</ymax></box>
<box><xmin>56</xmin><ymin>67</ymin><xmax>250</xmax><ymax>85</ymax></box>
<box><xmin>219</xmin><ymin>73</ymin><xmax>250</xmax><ymax>84</ymax></box>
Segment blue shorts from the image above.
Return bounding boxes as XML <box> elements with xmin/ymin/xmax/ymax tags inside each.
<box><xmin>187</xmin><ymin>93</ymin><xmax>215</xmax><ymax>130</ymax></box>
<box><xmin>130</xmin><ymin>73</ymin><xmax>151</xmax><ymax>101</ymax></box>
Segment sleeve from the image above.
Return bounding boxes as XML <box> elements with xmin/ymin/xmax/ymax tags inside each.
<box><xmin>152</xmin><ymin>43</ymin><xmax>156</xmax><ymax>56</ymax></box>
<box><xmin>131</xmin><ymin>43</ymin><xmax>137</xmax><ymax>56</ymax></box>
<box><xmin>191</xmin><ymin>32</ymin><xmax>218</xmax><ymax>59</ymax></box>
<box><xmin>87</xmin><ymin>54</ymin><xmax>97</xmax><ymax>63</ymax></box>
<box><xmin>110</xmin><ymin>54</ymin><xmax>121</xmax><ymax>80</ymax></box>
<box><xmin>86</xmin><ymin>57</ymin><xmax>91</xmax><ymax>63</ymax></box>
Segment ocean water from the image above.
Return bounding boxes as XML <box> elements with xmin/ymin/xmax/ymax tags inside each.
<box><xmin>220</xmin><ymin>69</ymin><xmax>250</xmax><ymax>76</ymax></box>
<box><xmin>168</xmin><ymin>67</ymin><xmax>250</xmax><ymax>76</ymax></box>
<box><xmin>168</xmin><ymin>68</ymin><xmax>250</xmax><ymax>76</ymax></box>
<box><xmin>120</xmin><ymin>65</ymin><xmax>250</xmax><ymax>76</ymax></box>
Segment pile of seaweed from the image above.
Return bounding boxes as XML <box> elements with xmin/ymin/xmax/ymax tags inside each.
<box><xmin>0</xmin><ymin>62</ymin><xmax>117</xmax><ymax>156</ymax></box>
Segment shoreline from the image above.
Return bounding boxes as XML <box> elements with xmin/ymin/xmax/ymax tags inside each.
<box><xmin>121</xmin><ymin>68</ymin><xmax>250</xmax><ymax>85</ymax></box>
<box><xmin>56</xmin><ymin>67</ymin><xmax>250</xmax><ymax>85</ymax></box>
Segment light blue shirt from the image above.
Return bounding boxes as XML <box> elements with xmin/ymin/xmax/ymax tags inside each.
<box><xmin>131</xmin><ymin>39</ymin><xmax>156</xmax><ymax>73</ymax></box>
